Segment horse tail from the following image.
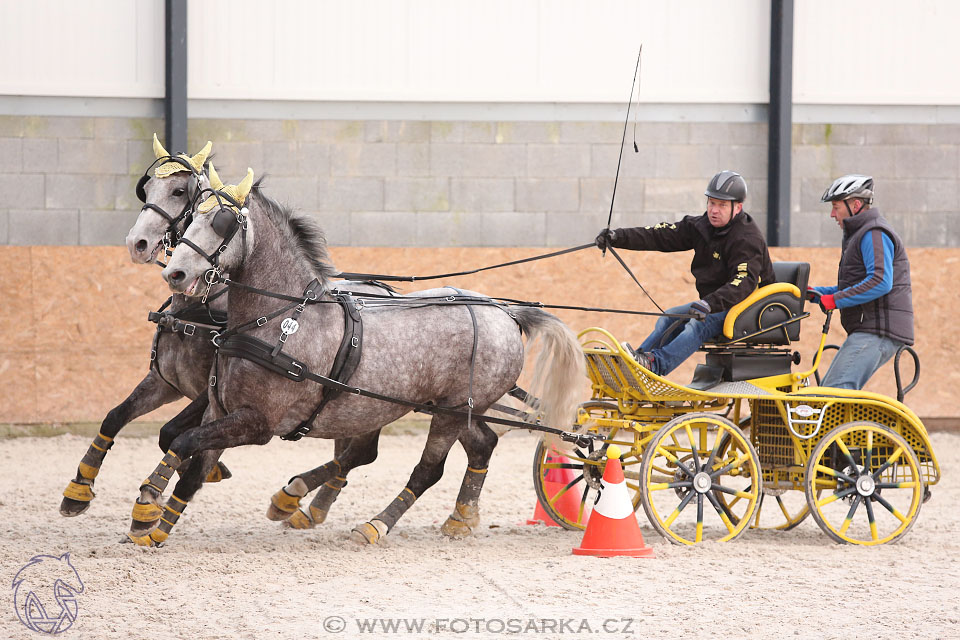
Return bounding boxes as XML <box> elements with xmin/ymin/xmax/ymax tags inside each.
<box><xmin>511</xmin><ymin>307</ymin><xmax>585</xmax><ymax>432</ymax></box>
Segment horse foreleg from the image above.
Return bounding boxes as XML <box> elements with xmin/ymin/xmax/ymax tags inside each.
<box><xmin>441</xmin><ymin>418</ymin><xmax>499</xmax><ymax>539</ymax></box>
<box><xmin>61</xmin><ymin>372</ymin><xmax>181</xmax><ymax>517</ymax></box>
<box><xmin>273</xmin><ymin>433</ymin><xmax>382</xmax><ymax>527</ymax></box>
<box><xmin>158</xmin><ymin>394</ymin><xmax>232</xmax><ymax>484</ymax></box>
<box><xmin>351</xmin><ymin>416</ymin><xmax>461</xmax><ymax>545</ymax></box>
<box><xmin>125</xmin><ymin>407</ymin><xmax>268</xmax><ymax>547</ymax></box>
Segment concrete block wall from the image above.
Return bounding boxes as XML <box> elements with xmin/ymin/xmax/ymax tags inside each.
<box><xmin>1</xmin><ymin>115</ymin><xmax>959</xmax><ymax>247</ymax></box>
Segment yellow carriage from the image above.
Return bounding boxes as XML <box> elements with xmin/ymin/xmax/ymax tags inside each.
<box><xmin>533</xmin><ymin>262</ymin><xmax>940</xmax><ymax>545</ymax></box>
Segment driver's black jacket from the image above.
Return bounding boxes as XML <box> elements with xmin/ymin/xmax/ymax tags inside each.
<box><xmin>609</xmin><ymin>211</ymin><xmax>776</xmax><ymax>313</ymax></box>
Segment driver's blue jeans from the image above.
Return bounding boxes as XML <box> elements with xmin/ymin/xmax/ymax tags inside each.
<box><xmin>638</xmin><ymin>302</ymin><xmax>727</xmax><ymax>376</ymax></box>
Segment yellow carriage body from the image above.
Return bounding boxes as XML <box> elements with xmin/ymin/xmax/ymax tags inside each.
<box><xmin>536</xmin><ymin>323</ymin><xmax>939</xmax><ymax>546</ymax></box>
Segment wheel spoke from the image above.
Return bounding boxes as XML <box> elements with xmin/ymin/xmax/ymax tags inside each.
<box><xmin>775</xmin><ymin>495</ymin><xmax>792</xmax><ymax>521</ymax></box>
<box><xmin>836</xmin><ymin>440</ymin><xmax>861</xmax><ymax>476</ymax></box>
<box><xmin>649</xmin><ymin>480</ymin><xmax>693</xmax><ymax>492</ymax></box>
<box><xmin>577</xmin><ymin>485</ymin><xmax>590</xmax><ymax>521</ymax></box>
<box><xmin>696</xmin><ymin>494</ymin><xmax>704</xmax><ymax>543</ymax></box>
<box><xmin>876</xmin><ymin>481</ymin><xmax>919</xmax><ymax>489</ymax></box>
<box><xmin>814</xmin><ymin>463</ymin><xmax>856</xmax><ymax>484</ymax></box>
<box><xmin>547</xmin><ymin>474</ymin><xmax>584</xmax><ymax>508</ymax></box>
<box><xmin>663</xmin><ymin>487</ymin><xmax>697</xmax><ymax>527</ymax></box>
<box><xmin>705</xmin><ymin>491</ymin><xmax>736</xmax><ymax>533</ymax></box>
<box><xmin>838</xmin><ymin>495</ymin><xmax>862</xmax><ymax>535</ymax></box>
<box><xmin>872</xmin><ymin>492</ymin><xmax>908</xmax><ymax>523</ymax></box>
<box><xmin>817</xmin><ymin>486</ymin><xmax>857</xmax><ymax>507</ymax></box>
<box><xmin>871</xmin><ymin>447</ymin><xmax>904</xmax><ymax>480</ymax></box>
<box><xmin>712</xmin><ymin>484</ymin><xmax>756</xmax><ymax>500</ymax></box>
<box><xmin>711</xmin><ymin>451</ymin><xmax>751</xmax><ymax>479</ymax></box>
<box><xmin>704</xmin><ymin>431</ymin><xmax>731</xmax><ymax>475</ymax></box>
<box><xmin>684</xmin><ymin>424</ymin><xmax>701</xmax><ymax>472</ymax></box>
<box><xmin>864</xmin><ymin>496</ymin><xmax>878</xmax><ymax>541</ymax></box>
<box><xmin>656</xmin><ymin>446</ymin><xmax>695</xmax><ymax>478</ymax></box>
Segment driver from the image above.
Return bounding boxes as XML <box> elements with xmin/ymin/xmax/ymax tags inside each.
<box><xmin>595</xmin><ymin>170</ymin><xmax>775</xmax><ymax>376</ymax></box>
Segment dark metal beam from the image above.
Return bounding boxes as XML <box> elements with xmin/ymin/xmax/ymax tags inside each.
<box><xmin>164</xmin><ymin>0</ymin><xmax>188</xmax><ymax>154</ymax></box>
<box><xmin>767</xmin><ymin>0</ymin><xmax>793</xmax><ymax>246</ymax></box>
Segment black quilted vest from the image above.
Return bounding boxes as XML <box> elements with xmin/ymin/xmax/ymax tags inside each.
<box><xmin>837</xmin><ymin>208</ymin><xmax>914</xmax><ymax>345</ymax></box>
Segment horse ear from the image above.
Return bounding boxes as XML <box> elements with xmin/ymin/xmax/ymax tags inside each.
<box><xmin>236</xmin><ymin>167</ymin><xmax>254</xmax><ymax>202</ymax></box>
<box><xmin>153</xmin><ymin>133</ymin><xmax>169</xmax><ymax>159</ymax></box>
<box><xmin>208</xmin><ymin>163</ymin><xmax>224</xmax><ymax>190</ymax></box>
<box><xmin>189</xmin><ymin>141</ymin><xmax>213</xmax><ymax>173</ymax></box>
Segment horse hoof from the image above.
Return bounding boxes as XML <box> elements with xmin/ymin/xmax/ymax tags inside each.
<box><xmin>204</xmin><ymin>461</ymin><xmax>233</xmax><ymax>483</ymax></box>
<box><xmin>59</xmin><ymin>497</ymin><xmax>91</xmax><ymax>517</ymax></box>
<box><xmin>124</xmin><ymin>531</ymin><xmax>158</xmax><ymax>547</ymax></box>
<box><xmin>350</xmin><ymin>520</ymin><xmax>387</xmax><ymax>545</ymax></box>
<box><xmin>440</xmin><ymin>517</ymin><xmax>474</xmax><ymax>539</ymax></box>
<box><xmin>266</xmin><ymin>488</ymin><xmax>301</xmax><ymax>521</ymax></box>
<box><xmin>284</xmin><ymin>509</ymin><xmax>315</xmax><ymax>530</ymax></box>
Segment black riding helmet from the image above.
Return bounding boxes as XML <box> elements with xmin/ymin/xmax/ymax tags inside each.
<box><xmin>704</xmin><ymin>170</ymin><xmax>748</xmax><ymax>202</ymax></box>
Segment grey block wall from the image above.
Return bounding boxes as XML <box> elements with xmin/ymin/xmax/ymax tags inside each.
<box><xmin>1</xmin><ymin>115</ymin><xmax>958</xmax><ymax>247</ymax></box>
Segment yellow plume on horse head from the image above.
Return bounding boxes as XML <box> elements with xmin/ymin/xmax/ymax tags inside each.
<box><xmin>197</xmin><ymin>167</ymin><xmax>255</xmax><ymax>214</ymax></box>
<box><xmin>152</xmin><ymin>133</ymin><xmax>213</xmax><ymax>178</ymax></box>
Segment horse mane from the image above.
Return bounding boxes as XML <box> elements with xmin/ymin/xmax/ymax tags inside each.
<box><xmin>250</xmin><ymin>177</ymin><xmax>338</xmax><ymax>284</ymax></box>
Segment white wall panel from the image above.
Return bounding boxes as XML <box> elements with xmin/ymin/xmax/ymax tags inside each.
<box><xmin>187</xmin><ymin>0</ymin><xmax>770</xmax><ymax>103</ymax></box>
<box><xmin>0</xmin><ymin>0</ymin><xmax>164</xmax><ymax>98</ymax></box>
<box><xmin>794</xmin><ymin>0</ymin><xmax>960</xmax><ymax>105</ymax></box>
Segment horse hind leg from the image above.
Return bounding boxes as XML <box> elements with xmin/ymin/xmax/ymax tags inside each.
<box><xmin>61</xmin><ymin>374</ymin><xmax>181</xmax><ymax>517</ymax></box>
<box><xmin>351</xmin><ymin>415</ymin><xmax>462</xmax><ymax>545</ymax></box>
<box><xmin>272</xmin><ymin>433</ymin><xmax>382</xmax><ymax>528</ymax></box>
<box><xmin>441</xmin><ymin>418</ymin><xmax>499</xmax><ymax>539</ymax></box>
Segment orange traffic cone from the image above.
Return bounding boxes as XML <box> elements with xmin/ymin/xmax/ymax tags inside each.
<box><xmin>526</xmin><ymin>452</ymin><xmax>583</xmax><ymax>527</ymax></box>
<box><xmin>572</xmin><ymin>445</ymin><xmax>654</xmax><ymax>558</ymax></box>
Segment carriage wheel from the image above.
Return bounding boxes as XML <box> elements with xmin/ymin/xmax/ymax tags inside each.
<box><xmin>531</xmin><ymin>427</ymin><xmax>643</xmax><ymax>531</ymax></box>
<box><xmin>640</xmin><ymin>413</ymin><xmax>760</xmax><ymax>544</ymax></box>
<box><xmin>805</xmin><ymin>421</ymin><xmax>923</xmax><ymax>545</ymax></box>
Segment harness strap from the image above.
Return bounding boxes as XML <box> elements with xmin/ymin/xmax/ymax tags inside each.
<box><xmin>271</xmin><ymin>278</ymin><xmax>321</xmax><ymax>359</ymax></box>
<box><xmin>282</xmin><ymin>293</ymin><xmax>363</xmax><ymax>441</ymax></box>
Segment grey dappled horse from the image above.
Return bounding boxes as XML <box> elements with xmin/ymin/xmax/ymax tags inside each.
<box><xmin>127</xmin><ymin>170</ymin><xmax>583</xmax><ymax>546</ymax></box>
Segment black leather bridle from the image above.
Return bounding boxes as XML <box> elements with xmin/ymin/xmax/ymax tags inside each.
<box><xmin>136</xmin><ymin>156</ymin><xmax>204</xmax><ymax>252</ymax></box>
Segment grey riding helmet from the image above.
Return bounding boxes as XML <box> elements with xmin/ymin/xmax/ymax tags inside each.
<box><xmin>821</xmin><ymin>174</ymin><xmax>874</xmax><ymax>204</ymax></box>
<box><xmin>704</xmin><ymin>170</ymin><xmax>747</xmax><ymax>202</ymax></box>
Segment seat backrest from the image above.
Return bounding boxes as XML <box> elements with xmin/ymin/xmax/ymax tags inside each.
<box><xmin>773</xmin><ymin>261</ymin><xmax>810</xmax><ymax>292</ymax></box>
<box><xmin>721</xmin><ymin>261</ymin><xmax>810</xmax><ymax>344</ymax></box>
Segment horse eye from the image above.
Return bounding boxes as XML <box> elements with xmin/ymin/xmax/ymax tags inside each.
<box><xmin>172</xmin><ymin>188</ymin><xmax>186</xmax><ymax>197</ymax></box>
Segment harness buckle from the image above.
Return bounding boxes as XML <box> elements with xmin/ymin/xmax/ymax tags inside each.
<box><xmin>467</xmin><ymin>397</ymin><xmax>475</xmax><ymax>409</ymax></box>
<box><xmin>182</xmin><ymin>323</ymin><xmax>196</xmax><ymax>337</ymax></box>
<box><xmin>446</xmin><ymin>295</ymin><xmax>456</xmax><ymax>302</ymax></box>
<box><xmin>287</xmin><ymin>362</ymin><xmax>303</xmax><ymax>379</ymax></box>
<box><xmin>354</xmin><ymin>298</ymin><xmax>365</xmax><ymax>311</ymax></box>
<box><xmin>351</xmin><ymin>336</ymin><xmax>359</xmax><ymax>348</ymax></box>
<box><xmin>210</xmin><ymin>332</ymin><xmax>222</xmax><ymax>347</ymax></box>
<box><xmin>209</xmin><ymin>375</ymin><xmax>217</xmax><ymax>387</ymax></box>
<box><xmin>256</xmin><ymin>317</ymin><xmax>268</xmax><ymax>327</ymax></box>
<box><xmin>150</xmin><ymin>349</ymin><xmax>157</xmax><ymax>362</ymax></box>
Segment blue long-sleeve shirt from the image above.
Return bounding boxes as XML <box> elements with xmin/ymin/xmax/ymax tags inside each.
<box><xmin>814</xmin><ymin>230</ymin><xmax>894</xmax><ymax>308</ymax></box>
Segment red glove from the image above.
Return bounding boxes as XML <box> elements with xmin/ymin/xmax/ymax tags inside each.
<box><xmin>820</xmin><ymin>293</ymin><xmax>836</xmax><ymax>311</ymax></box>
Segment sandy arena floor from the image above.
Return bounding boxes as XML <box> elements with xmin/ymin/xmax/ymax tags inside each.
<box><xmin>1</xmin><ymin>430</ymin><xmax>957</xmax><ymax>639</ymax></box>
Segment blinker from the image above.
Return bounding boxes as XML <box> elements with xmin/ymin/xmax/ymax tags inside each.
<box><xmin>136</xmin><ymin>175</ymin><xmax>150</xmax><ymax>203</ymax></box>
<box><xmin>211</xmin><ymin>207</ymin><xmax>240</xmax><ymax>238</ymax></box>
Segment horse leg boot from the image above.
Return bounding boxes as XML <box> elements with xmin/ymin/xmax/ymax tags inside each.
<box><xmin>126</xmin><ymin>407</ymin><xmax>270</xmax><ymax>547</ymax></box>
<box><xmin>442</xmin><ymin>419</ymin><xmax>499</xmax><ymax>539</ymax></box>
<box><xmin>126</xmin><ymin>449</ymin><xmax>217</xmax><ymax>547</ymax></box>
<box><xmin>274</xmin><ymin>432</ymin><xmax>382</xmax><ymax>526</ymax></box>
<box><xmin>351</xmin><ymin>416</ymin><xmax>461</xmax><ymax>545</ymax></box>
<box><xmin>158</xmin><ymin>395</ymin><xmax>232</xmax><ymax>484</ymax></box>
<box><xmin>61</xmin><ymin>373</ymin><xmax>181</xmax><ymax>517</ymax></box>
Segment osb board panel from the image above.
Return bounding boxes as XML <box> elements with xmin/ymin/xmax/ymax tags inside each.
<box><xmin>0</xmin><ymin>246</ymin><xmax>957</xmax><ymax>422</ymax></box>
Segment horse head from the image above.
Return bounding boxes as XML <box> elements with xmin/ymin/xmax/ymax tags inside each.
<box><xmin>162</xmin><ymin>167</ymin><xmax>255</xmax><ymax>297</ymax></box>
<box><xmin>126</xmin><ymin>133</ymin><xmax>213</xmax><ymax>265</ymax></box>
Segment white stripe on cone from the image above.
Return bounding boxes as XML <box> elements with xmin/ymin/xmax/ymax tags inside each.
<box><xmin>595</xmin><ymin>475</ymin><xmax>634</xmax><ymax>520</ymax></box>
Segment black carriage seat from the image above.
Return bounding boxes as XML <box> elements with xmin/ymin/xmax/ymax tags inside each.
<box><xmin>691</xmin><ymin>261</ymin><xmax>810</xmax><ymax>389</ymax></box>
